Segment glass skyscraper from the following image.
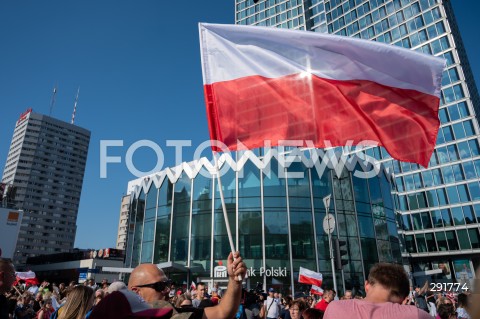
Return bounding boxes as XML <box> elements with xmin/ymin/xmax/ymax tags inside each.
<box><xmin>235</xmin><ymin>0</ymin><xmax>480</xmax><ymax>286</ymax></box>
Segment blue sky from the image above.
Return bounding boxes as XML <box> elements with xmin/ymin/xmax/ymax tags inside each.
<box><xmin>0</xmin><ymin>0</ymin><xmax>478</xmax><ymax>250</ymax></box>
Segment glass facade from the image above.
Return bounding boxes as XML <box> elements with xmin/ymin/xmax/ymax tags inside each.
<box><xmin>235</xmin><ymin>0</ymin><xmax>480</xmax><ymax>287</ymax></box>
<box><xmin>126</xmin><ymin>152</ymin><xmax>400</xmax><ymax>295</ymax></box>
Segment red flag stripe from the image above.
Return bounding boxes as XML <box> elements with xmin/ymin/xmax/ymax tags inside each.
<box><xmin>204</xmin><ymin>74</ymin><xmax>439</xmax><ymax>167</ymax></box>
<box><xmin>310</xmin><ymin>285</ymin><xmax>324</xmax><ymax>296</ymax></box>
<box><xmin>299</xmin><ymin>274</ymin><xmax>323</xmax><ymax>287</ymax></box>
<box><xmin>298</xmin><ymin>267</ymin><xmax>323</xmax><ymax>287</ymax></box>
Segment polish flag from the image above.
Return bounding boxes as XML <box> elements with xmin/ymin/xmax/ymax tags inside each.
<box><xmin>14</xmin><ymin>271</ymin><xmax>39</xmax><ymax>286</ymax></box>
<box><xmin>15</xmin><ymin>271</ymin><xmax>36</xmax><ymax>280</ymax></box>
<box><xmin>199</xmin><ymin>23</ymin><xmax>445</xmax><ymax>167</ymax></box>
<box><xmin>298</xmin><ymin>267</ymin><xmax>323</xmax><ymax>287</ymax></box>
<box><xmin>310</xmin><ymin>285</ymin><xmax>324</xmax><ymax>296</ymax></box>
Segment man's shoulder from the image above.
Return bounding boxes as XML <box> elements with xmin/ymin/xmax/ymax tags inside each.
<box><xmin>323</xmin><ymin>300</ymin><xmax>355</xmax><ymax>317</ymax></box>
<box><xmin>325</xmin><ymin>300</ymin><xmax>432</xmax><ymax>319</ymax></box>
<box><xmin>150</xmin><ymin>301</ymin><xmax>203</xmax><ymax>319</ymax></box>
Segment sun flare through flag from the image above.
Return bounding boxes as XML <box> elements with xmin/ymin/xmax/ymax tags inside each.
<box><xmin>199</xmin><ymin>23</ymin><xmax>445</xmax><ymax>167</ymax></box>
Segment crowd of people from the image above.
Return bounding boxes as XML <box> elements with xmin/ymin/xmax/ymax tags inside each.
<box><xmin>1</xmin><ymin>256</ymin><xmax>479</xmax><ymax>319</ymax></box>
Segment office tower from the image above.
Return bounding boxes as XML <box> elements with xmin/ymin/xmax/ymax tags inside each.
<box><xmin>116</xmin><ymin>194</ymin><xmax>130</xmax><ymax>250</ymax></box>
<box><xmin>236</xmin><ymin>0</ymin><xmax>480</xmax><ymax>284</ymax></box>
<box><xmin>1</xmin><ymin>109</ymin><xmax>90</xmax><ymax>267</ymax></box>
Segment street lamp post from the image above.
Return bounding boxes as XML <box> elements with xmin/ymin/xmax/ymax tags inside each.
<box><xmin>323</xmin><ymin>195</ymin><xmax>337</xmax><ymax>293</ymax></box>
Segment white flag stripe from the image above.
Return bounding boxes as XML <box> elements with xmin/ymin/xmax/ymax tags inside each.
<box><xmin>298</xmin><ymin>267</ymin><xmax>323</xmax><ymax>287</ymax></box>
<box><xmin>299</xmin><ymin>267</ymin><xmax>322</xmax><ymax>279</ymax></box>
<box><xmin>199</xmin><ymin>23</ymin><xmax>444</xmax><ymax>97</ymax></box>
<box><xmin>310</xmin><ymin>285</ymin><xmax>324</xmax><ymax>296</ymax></box>
<box><xmin>15</xmin><ymin>271</ymin><xmax>36</xmax><ymax>280</ymax></box>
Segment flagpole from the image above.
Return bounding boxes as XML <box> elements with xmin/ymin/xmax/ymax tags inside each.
<box><xmin>212</xmin><ymin>151</ymin><xmax>242</xmax><ymax>281</ymax></box>
<box><xmin>323</xmin><ymin>194</ymin><xmax>338</xmax><ymax>293</ymax></box>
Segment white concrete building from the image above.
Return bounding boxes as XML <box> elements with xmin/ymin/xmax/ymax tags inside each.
<box><xmin>1</xmin><ymin>108</ymin><xmax>90</xmax><ymax>267</ymax></box>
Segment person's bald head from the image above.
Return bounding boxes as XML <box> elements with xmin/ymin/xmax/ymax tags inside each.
<box><xmin>128</xmin><ymin>264</ymin><xmax>169</xmax><ymax>303</ymax></box>
<box><xmin>129</xmin><ymin>264</ymin><xmax>166</xmax><ymax>287</ymax></box>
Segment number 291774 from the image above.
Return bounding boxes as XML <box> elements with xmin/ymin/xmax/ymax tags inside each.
<box><xmin>429</xmin><ymin>283</ymin><xmax>469</xmax><ymax>292</ymax></box>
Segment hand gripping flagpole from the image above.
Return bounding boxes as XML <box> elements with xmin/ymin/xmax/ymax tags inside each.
<box><xmin>212</xmin><ymin>151</ymin><xmax>243</xmax><ymax>281</ymax></box>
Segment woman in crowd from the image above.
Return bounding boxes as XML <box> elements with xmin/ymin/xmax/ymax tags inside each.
<box><xmin>93</xmin><ymin>290</ymin><xmax>104</xmax><ymax>306</ymax></box>
<box><xmin>279</xmin><ymin>296</ymin><xmax>292</xmax><ymax>319</ymax></box>
<box><xmin>58</xmin><ymin>283</ymin><xmax>67</xmax><ymax>300</ymax></box>
<box><xmin>425</xmin><ymin>291</ymin><xmax>437</xmax><ymax>317</ymax></box>
<box><xmin>302</xmin><ymin>308</ymin><xmax>324</xmax><ymax>319</ymax></box>
<box><xmin>14</xmin><ymin>293</ymin><xmax>36</xmax><ymax>319</ymax></box>
<box><xmin>437</xmin><ymin>303</ymin><xmax>457</xmax><ymax>319</ymax></box>
<box><xmin>456</xmin><ymin>293</ymin><xmax>470</xmax><ymax>319</ymax></box>
<box><xmin>435</xmin><ymin>296</ymin><xmax>455</xmax><ymax>319</ymax></box>
<box><xmin>57</xmin><ymin>286</ymin><xmax>94</xmax><ymax>319</ymax></box>
<box><xmin>175</xmin><ymin>293</ymin><xmax>193</xmax><ymax>308</ymax></box>
<box><xmin>289</xmin><ymin>299</ymin><xmax>307</xmax><ymax>319</ymax></box>
<box><xmin>36</xmin><ymin>297</ymin><xmax>54</xmax><ymax>319</ymax></box>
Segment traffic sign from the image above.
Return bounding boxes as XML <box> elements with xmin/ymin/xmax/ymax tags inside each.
<box><xmin>323</xmin><ymin>214</ymin><xmax>335</xmax><ymax>234</ymax></box>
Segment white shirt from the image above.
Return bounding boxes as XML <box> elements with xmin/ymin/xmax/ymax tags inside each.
<box><xmin>264</xmin><ymin>297</ymin><xmax>280</xmax><ymax>318</ymax></box>
<box><xmin>27</xmin><ymin>285</ymin><xmax>39</xmax><ymax>294</ymax></box>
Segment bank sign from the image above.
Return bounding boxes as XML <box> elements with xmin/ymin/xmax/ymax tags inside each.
<box><xmin>214</xmin><ymin>265</ymin><xmax>288</xmax><ymax>278</ymax></box>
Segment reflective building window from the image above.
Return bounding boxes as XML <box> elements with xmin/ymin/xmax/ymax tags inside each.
<box><xmin>126</xmin><ymin>152</ymin><xmax>398</xmax><ymax>294</ymax></box>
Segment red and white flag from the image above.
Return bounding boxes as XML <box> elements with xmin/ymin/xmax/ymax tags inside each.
<box><xmin>190</xmin><ymin>281</ymin><xmax>196</xmax><ymax>291</ymax></box>
<box><xmin>15</xmin><ymin>271</ymin><xmax>36</xmax><ymax>280</ymax></box>
<box><xmin>298</xmin><ymin>267</ymin><xmax>323</xmax><ymax>287</ymax></box>
<box><xmin>14</xmin><ymin>271</ymin><xmax>39</xmax><ymax>286</ymax></box>
<box><xmin>310</xmin><ymin>285</ymin><xmax>324</xmax><ymax>296</ymax></box>
<box><xmin>199</xmin><ymin>23</ymin><xmax>445</xmax><ymax>167</ymax></box>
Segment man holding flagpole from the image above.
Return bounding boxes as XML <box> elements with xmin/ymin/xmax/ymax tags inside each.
<box><xmin>128</xmin><ymin>251</ymin><xmax>246</xmax><ymax>319</ymax></box>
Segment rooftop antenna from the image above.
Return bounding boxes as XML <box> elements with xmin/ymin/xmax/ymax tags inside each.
<box><xmin>71</xmin><ymin>87</ymin><xmax>80</xmax><ymax>124</ymax></box>
<box><xmin>49</xmin><ymin>85</ymin><xmax>57</xmax><ymax>116</ymax></box>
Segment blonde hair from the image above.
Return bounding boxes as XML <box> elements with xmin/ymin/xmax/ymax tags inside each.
<box><xmin>175</xmin><ymin>293</ymin><xmax>192</xmax><ymax>308</ymax></box>
<box><xmin>42</xmin><ymin>297</ymin><xmax>52</xmax><ymax>308</ymax></box>
<box><xmin>58</xmin><ymin>286</ymin><xmax>94</xmax><ymax>319</ymax></box>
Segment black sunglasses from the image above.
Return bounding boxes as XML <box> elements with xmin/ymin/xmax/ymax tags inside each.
<box><xmin>136</xmin><ymin>280</ymin><xmax>172</xmax><ymax>292</ymax></box>
<box><xmin>180</xmin><ymin>304</ymin><xmax>193</xmax><ymax>308</ymax></box>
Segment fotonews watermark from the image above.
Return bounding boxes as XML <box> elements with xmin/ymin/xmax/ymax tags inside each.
<box><xmin>99</xmin><ymin>139</ymin><xmax>384</xmax><ymax>179</ymax></box>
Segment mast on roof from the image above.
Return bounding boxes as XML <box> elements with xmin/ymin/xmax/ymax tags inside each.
<box><xmin>49</xmin><ymin>85</ymin><xmax>57</xmax><ymax>116</ymax></box>
<box><xmin>71</xmin><ymin>87</ymin><xmax>80</xmax><ymax>124</ymax></box>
